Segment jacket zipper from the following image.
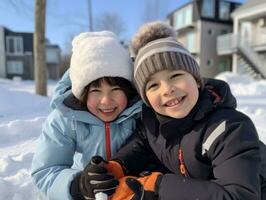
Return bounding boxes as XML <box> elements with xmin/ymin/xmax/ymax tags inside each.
<box><xmin>105</xmin><ymin>122</ymin><xmax>111</xmax><ymax>160</ymax></box>
<box><xmin>178</xmin><ymin>148</ymin><xmax>189</xmax><ymax>177</ymax></box>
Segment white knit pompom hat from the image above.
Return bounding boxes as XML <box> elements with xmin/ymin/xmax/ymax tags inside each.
<box><xmin>69</xmin><ymin>31</ymin><xmax>133</xmax><ymax>100</ymax></box>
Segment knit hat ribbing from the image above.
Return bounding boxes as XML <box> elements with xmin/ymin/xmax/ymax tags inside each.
<box><xmin>69</xmin><ymin>31</ymin><xmax>133</xmax><ymax>100</ymax></box>
<box><xmin>132</xmin><ymin>22</ymin><xmax>203</xmax><ymax>105</ymax></box>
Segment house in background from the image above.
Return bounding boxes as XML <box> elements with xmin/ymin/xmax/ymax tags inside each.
<box><xmin>46</xmin><ymin>43</ymin><xmax>61</xmax><ymax>79</ymax></box>
<box><xmin>0</xmin><ymin>26</ymin><xmax>61</xmax><ymax>80</ymax></box>
<box><xmin>217</xmin><ymin>0</ymin><xmax>266</xmax><ymax>79</ymax></box>
<box><xmin>166</xmin><ymin>0</ymin><xmax>241</xmax><ymax>78</ymax></box>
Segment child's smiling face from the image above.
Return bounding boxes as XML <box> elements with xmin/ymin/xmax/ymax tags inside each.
<box><xmin>86</xmin><ymin>80</ymin><xmax>128</xmax><ymax>122</ymax></box>
<box><xmin>145</xmin><ymin>69</ymin><xmax>199</xmax><ymax>119</ymax></box>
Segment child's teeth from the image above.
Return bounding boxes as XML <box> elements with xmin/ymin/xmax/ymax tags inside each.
<box><xmin>166</xmin><ymin>99</ymin><xmax>180</xmax><ymax>106</ymax></box>
<box><xmin>102</xmin><ymin>109</ymin><xmax>114</xmax><ymax>113</ymax></box>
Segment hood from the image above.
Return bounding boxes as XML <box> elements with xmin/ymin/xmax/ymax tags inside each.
<box><xmin>187</xmin><ymin>78</ymin><xmax>237</xmax><ymax>121</ymax></box>
<box><xmin>203</xmin><ymin>78</ymin><xmax>237</xmax><ymax>109</ymax></box>
<box><xmin>50</xmin><ymin>70</ymin><xmax>71</xmax><ymax>109</ymax></box>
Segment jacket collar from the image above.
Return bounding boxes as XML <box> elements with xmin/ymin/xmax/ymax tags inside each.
<box><xmin>156</xmin><ymin>94</ymin><xmax>201</xmax><ymax>139</ymax></box>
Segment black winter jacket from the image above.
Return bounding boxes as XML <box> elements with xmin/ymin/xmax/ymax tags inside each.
<box><xmin>114</xmin><ymin>79</ymin><xmax>264</xmax><ymax>200</ymax></box>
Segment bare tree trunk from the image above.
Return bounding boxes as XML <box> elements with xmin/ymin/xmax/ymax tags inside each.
<box><xmin>34</xmin><ymin>0</ymin><xmax>47</xmax><ymax>96</ymax></box>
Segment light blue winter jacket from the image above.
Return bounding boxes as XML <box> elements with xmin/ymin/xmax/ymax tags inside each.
<box><xmin>31</xmin><ymin>71</ymin><xmax>142</xmax><ymax>200</ymax></box>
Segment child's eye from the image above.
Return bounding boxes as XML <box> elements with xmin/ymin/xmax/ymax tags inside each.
<box><xmin>89</xmin><ymin>89</ymin><xmax>100</xmax><ymax>93</ymax></box>
<box><xmin>170</xmin><ymin>73</ymin><xmax>182</xmax><ymax>79</ymax></box>
<box><xmin>112</xmin><ymin>87</ymin><xmax>122</xmax><ymax>91</ymax></box>
<box><xmin>147</xmin><ymin>83</ymin><xmax>158</xmax><ymax>90</ymax></box>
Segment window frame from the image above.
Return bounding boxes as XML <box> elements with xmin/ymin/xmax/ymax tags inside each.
<box><xmin>6</xmin><ymin>36</ymin><xmax>24</xmax><ymax>55</ymax></box>
<box><xmin>187</xmin><ymin>31</ymin><xmax>195</xmax><ymax>52</ymax></box>
<box><xmin>201</xmin><ymin>0</ymin><xmax>215</xmax><ymax>18</ymax></box>
<box><xmin>6</xmin><ymin>60</ymin><xmax>24</xmax><ymax>74</ymax></box>
<box><xmin>219</xmin><ymin>1</ymin><xmax>230</xmax><ymax>21</ymax></box>
<box><xmin>174</xmin><ymin>4</ymin><xmax>193</xmax><ymax>30</ymax></box>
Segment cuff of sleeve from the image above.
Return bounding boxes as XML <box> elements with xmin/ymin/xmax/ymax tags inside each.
<box><xmin>154</xmin><ymin>174</ymin><xmax>163</xmax><ymax>197</ymax></box>
<box><xmin>70</xmin><ymin>174</ymin><xmax>84</xmax><ymax>200</ymax></box>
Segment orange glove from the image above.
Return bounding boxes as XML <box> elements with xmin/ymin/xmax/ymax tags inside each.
<box><xmin>105</xmin><ymin>160</ymin><xmax>125</xmax><ymax>179</ymax></box>
<box><xmin>111</xmin><ymin>172</ymin><xmax>162</xmax><ymax>200</ymax></box>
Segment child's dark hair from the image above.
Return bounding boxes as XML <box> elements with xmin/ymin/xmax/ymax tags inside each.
<box><xmin>79</xmin><ymin>77</ymin><xmax>138</xmax><ymax>106</ymax></box>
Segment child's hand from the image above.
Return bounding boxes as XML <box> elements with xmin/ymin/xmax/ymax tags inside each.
<box><xmin>111</xmin><ymin>171</ymin><xmax>162</xmax><ymax>200</ymax></box>
<box><xmin>79</xmin><ymin>156</ymin><xmax>119</xmax><ymax>199</ymax></box>
<box><xmin>105</xmin><ymin>159</ymin><xmax>126</xmax><ymax>179</ymax></box>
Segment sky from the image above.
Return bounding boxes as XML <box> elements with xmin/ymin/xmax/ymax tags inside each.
<box><xmin>0</xmin><ymin>0</ymin><xmax>244</xmax><ymax>53</ymax></box>
<box><xmin>0</xmin><ymin>71</ymin><xmax>265</xmax><ymax>199</ymax></box>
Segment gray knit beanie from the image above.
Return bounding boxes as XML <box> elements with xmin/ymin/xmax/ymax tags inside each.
<box><xmin>132</xmin><ymin>21</ymin><xmax>203</xmax><ymax>105</ymax></box>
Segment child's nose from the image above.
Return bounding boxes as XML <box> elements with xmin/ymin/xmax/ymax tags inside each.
<box><xmin>162</xmin><ymin>83</ymin><xmax>175</xmax><ymax>96</ymax></box>
<box><xmin>100</xmin><ymin>95</ymin><xmax>112</xmax><ymax>104</ymax></box>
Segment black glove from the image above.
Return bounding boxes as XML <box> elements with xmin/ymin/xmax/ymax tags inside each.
<box><xmin>70</xmin><ymin>156</ymin><xmax>119</xmax><ymax>200</ymax></box>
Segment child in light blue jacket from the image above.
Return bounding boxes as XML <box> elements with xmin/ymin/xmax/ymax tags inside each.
<box><xmin>31</xmin><ymin>31</ymin><xmax>142</xmax><ymax>200</ymax></box>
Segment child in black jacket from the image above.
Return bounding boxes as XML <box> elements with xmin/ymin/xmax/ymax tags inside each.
<box><xmin>85</xmin><ymin>21</ymin><xmax>266</xmax><ymax>200</ymax></box>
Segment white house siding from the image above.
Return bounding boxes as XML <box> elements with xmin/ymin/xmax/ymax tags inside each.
<box><xmin>232</xmin><ymin>1</ymin><xmax>266</xmax><ymax>76</ymax></box>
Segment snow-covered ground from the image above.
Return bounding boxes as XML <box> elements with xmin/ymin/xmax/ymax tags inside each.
<box><xmin>216</xmin><ymin>72</ymin><xmax>266</xmax><ymax>142</ymax></box>
<box><xmin>0</xmin><ymin>78</ymin><xmax>56</xmax><ymax>200</ymax></box>
<box><xmin>0</xmin><ymin>72</ymin><xmax>266</xmax><ymax>199</ymax></box>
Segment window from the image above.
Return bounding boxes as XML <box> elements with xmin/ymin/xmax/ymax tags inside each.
<box><xmin>219</xmin><ymin>1</ymin><xmax>230</xmax><ymax>20</ymax></box>
<box><xmin>46</xmin><ymin>48</ymin><xmax>60</xmax><ymax>63</ymax></box>
<box><xmin>184</xmin><ymin>6</ymin><xmax>192</xmax><ymax>25</ymax></box>
<box><xmin>187</xmin><ymin>32</ymin><xmax>195</xmax><ymax>52</ymax></box>
<box><xmin>219</xmin><ymin>58</ymin><xmax>231</xmax><ymax>72</ymax></box>
<box><xmin>202</xmin><ymin>0</ymin><xmax>215</xmax><ymax>18</ymax></box>
<box><xmin>176</xmin><ymin>12</ymin><xmax>183</xmax><ymax>29</ymax></box>
<box><xmin>241</xmin><ymin>22</ymin><xmax>252</xmax><ymax>44</ymax></box>
<box><xmin>6</xmin><ymin>36</ymin><xmax>23</xmax><ymax>55</ymax></box>
<box><xmin>174</xmin><ymin>4</ymin><xmax>193</xmax><ymax>30</ymax></box>
<box><xmin>7</xmin><ymin>61</ymin><xmax>23</xmax><ymax>74</ymax></box>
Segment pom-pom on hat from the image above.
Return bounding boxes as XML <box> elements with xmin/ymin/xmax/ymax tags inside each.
<box><xmin>70</xmin><ymin>31</ymin><xmax>133</xmax><ymax>100</ymax></box>
<box><xmin>131</xmin><ymin>21</ymin><xmax>203</xmax><ymax>105</ymax></box>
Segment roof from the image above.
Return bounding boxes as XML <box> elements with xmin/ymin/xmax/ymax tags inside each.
<box><xmin>167</xmin><ymin>0</ymin><xmax>242</xmax><ymax>18</ymax></box>
<box><xmin>233</xmin><ymin>0</ymin><xmax>266</xmax><ymax>14</ymax></box>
